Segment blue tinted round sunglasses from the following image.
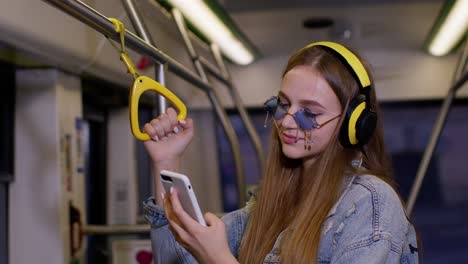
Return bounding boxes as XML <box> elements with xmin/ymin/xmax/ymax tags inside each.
<box><xmin>263</xmin><ymin>96</ymin><xmax>341</xmax><ymax>130</ymax></box>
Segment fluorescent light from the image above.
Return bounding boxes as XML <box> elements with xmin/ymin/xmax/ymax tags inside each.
<box><xmin>428</xmin><ymin>0</ymin><xmax>468</xmax><ymax>56</ymax></box>
<box><xmin>167</xmin><ymin>0</ymin><xmax>254</xmax><ymax>65</ymax></box>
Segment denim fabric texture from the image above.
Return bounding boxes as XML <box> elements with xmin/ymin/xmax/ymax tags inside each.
<box><xmin>143</xmin><ymin>174</ymin><xmax>419</xmax><ymax>263</ymax></box>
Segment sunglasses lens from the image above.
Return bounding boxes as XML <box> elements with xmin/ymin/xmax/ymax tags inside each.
<box><xmin>295</xmin><ymin>111</ymin><xmax>318</xmax><ymax>130</ymax></box>
<box><xmin>295</xmin><ymin>112</ymin><xmax>311</xmax><ymax>130</ymax></box>
<box><xmin>274</xmin><ymin>103</ymin><xmax>287</xmax><ymax>120</ymax></box>
<box><xmin>264</xmin><ymin>97</ymin><xmax>278</xmax><ymax>113</ymax></box>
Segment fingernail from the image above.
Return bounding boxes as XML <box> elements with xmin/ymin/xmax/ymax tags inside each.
<box><xmin>170</xmin><ymin>187</ymin><xmax>174</xmax><ymax>194</ymax></box>
<box><xmin>173</xmin><ymin>126</ymin><xmax>179</xmax><ymax>133</ymax></box>
<box><xmin>168</xmin><ymin>133</ymin><xmax>173</xmax><ymax>137</ymax></box>
<box><xmin>179</xmin><ymin>120</ymin><xmax>187</xmax><ymax>125</ymax></box>
<box><xmin>152</xmin><ymin>135</ymin><xmax>159</xmax><ymax>141</ymax></box>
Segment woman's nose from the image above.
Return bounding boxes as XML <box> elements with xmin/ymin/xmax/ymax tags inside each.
<box><xmin>281</xmin><ymin>112</ymin><xmax>298</xmax><ymax>128</ymax></box>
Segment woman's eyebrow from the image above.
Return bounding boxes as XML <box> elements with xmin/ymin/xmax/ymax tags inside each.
<box><xmin>279</xmin><ymin>91</ymin><xmax>325</xmax><ymax>109</ymax></box>
<box><xmin>278</xmin><ymin>91</ymin><xmax>290</xmax><ymax>100</ymax></box>
<box><xmin>299</xmin><ymin>99</ymin><xmax>325</xmax><ymax>109</ymax></box>
<box><xmin>278</xmin><ymin>91</ymin><xmax>326</xmax><ymax>109</ymax></box>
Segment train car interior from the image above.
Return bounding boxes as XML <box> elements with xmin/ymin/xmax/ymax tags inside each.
<box><xmin>0</xmin><ymin>0</ymin><xmax>467</xmax><ymax>263</ymax></box>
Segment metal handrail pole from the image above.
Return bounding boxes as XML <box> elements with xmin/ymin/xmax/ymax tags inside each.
<box><xmin>406</xmin><ymin>39</ymin><xmax>468</xmax><ymax>215</ymax></box>
<box><xmin>120</xmin><ymin>0</ymin><xmax>168</xmax><ymax>114</ymax></box>
<box><xmin>41</xmin><ymin>0</ymin><xmax>211</xmax><ymax>93</ymax></box>
<box><xmin>171</xmin><ymin>8</ymin><xmax>246</xmax><ymax>206</ymax></box>
<box><xmin>198</xmin><ymin>57</ymin><xmax>230</xmax><ymax>85</ymax></box>
<box><xmin>210</xmin><ymin>44</ymin><xmax>266</xmax><ymax>176</ymax></box>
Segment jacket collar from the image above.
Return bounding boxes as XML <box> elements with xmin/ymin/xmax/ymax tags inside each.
<box><xmin>326</xmin><ymin>175</ymin><xmax>357</xmax><ymax>218</ymax></box>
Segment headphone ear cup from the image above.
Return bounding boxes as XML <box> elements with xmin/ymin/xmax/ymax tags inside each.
<box><xmin>356</xmin><ymin>108</ymin><xmax>377</xmax><ymax>146</ymax></box>
<box><xmin>339</xmin><ymin>95</ymin><xmax>376</xmax><ymax>148</ymax></box>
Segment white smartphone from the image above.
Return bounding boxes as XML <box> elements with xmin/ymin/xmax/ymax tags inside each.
<box><xmin>160</xmin><ymin>170</ymin><xmax>206</xmax><ymax>226</ymax></box>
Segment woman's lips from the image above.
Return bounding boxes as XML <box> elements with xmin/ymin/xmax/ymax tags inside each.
<box><xmin>282</xmin><ymin>133</ymin><xmax>299</xmax><ymax>144</ymax></box>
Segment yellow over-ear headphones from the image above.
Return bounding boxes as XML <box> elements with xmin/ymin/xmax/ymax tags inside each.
<box><xmin>307</xmin><ymin>41</ymin><xmax>377</xmax><ymax>148</ymax></box>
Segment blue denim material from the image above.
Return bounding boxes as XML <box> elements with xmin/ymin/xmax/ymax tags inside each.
<box><xmin>143</xmin><ymin>174</ymin><xmax>419</xmax><ymax>263</ymax></box>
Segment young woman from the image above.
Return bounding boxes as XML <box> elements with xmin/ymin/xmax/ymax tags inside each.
<box><xmin>142</xmin><ymin>41</ymin><xmax>420</xmax><ymax>263</ymax></box>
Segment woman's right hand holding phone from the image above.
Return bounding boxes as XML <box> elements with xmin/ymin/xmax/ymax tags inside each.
<box><xmin>142</xmin><ymin>107</ymin><xmax>194</xmax><ymax>168</ymax></box>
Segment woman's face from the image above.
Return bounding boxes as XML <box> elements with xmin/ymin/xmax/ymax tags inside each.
<box><xmin>277</xmin><ymin>65</ymin><xmax>342</xmax><ymax>164</ymax></box>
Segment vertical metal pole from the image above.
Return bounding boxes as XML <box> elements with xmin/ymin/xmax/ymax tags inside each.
<box><xmin>0</xmin><ymin>184</ymin><xmax>7</xmax><ymax>264</ymax></box>
<box><xmin>155</xmin><ymin>64</ymin><xmax>168</xmax><ymax>114</ymax></box>
<box><xmin>406</xmin><ymin>39</ymin><xmax>468</xmax><ymax>215</ymax></box>
<box><xmin>121</xmin><ymin>0</ymin><xmax>167</xmax><ymax>114</ymax></box>
<box><xmin>0</xmin><ymin>61</ymin><xmax>14</xmax><ymax>264</ymax></box>
<box><xmin>172</xmin><ymin>8</ymin><xmax>247</xmax><ymax>206</ymax></box>
<box><xmin>210</xmin><ymin>44</ymin><xmax>266</xmax><ymax>177</ymax></box>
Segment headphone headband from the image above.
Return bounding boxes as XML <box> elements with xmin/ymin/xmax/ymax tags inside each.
<box><xmin>306</xmin><ymin>41</ymin><xmax>371</xmax><ymax>91</ymax></box>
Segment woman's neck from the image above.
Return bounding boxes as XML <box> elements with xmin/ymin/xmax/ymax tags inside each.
<box><xmin>302</xmin><ymin>155</ymin><xmax>318</xmax><ymax>170</ymax></box>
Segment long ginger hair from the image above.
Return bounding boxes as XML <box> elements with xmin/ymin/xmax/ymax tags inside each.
<box><xmin>238</xmin><ymin>44</ymin><xmax>392</xmax><ymax>263</ymax></box>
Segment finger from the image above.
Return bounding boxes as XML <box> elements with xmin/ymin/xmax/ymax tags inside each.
<box><xmin>179</xmin><ymin>118</ymin><xmax>194</xmax><ymax>138</ymax></box>
<box><xmin>150</xmin><ymin>119</ymin><xmax>166</xmax><ymax>139</ymax></box>
<box><xmin>157</xmin><ymin>113</ymin><xmax>173</xmax><ymax>134</ymax></box>
<box><xmin>164</xmin><ymin>194</ymin><xmax>185</xmax><ymax>231</ymax></box>
<box><xmin>163</xmin><ymin>192</ymin><xmax>177</xmax><ymax>222</ymax></box>
<box><xmin>168</xmin><ymin>218</ymin><xmax>193</xmax><ymax>245</ymax></box>
<box><xmin>179</xmin><ymin>118</ymin><xmax>193</xmax><ymax>129</ymax></box>
<box><xmin>143</xmin><ymin>123</ymin><xmax>159</xmax><ymax>141</ymax></box>
<box><xmin>166</xmin><ymin>108</ymin><xmax>181</xmax><ymax>134</ymax></box>
<box><xmin>166</xmin><ymin>107</ymin><xmax>179</xmax><ymax>127</ymax></box>
<box><xmin>170</xmin><ymin>189</ymin><xmax>201</xmax><ymax>233</ymax></box>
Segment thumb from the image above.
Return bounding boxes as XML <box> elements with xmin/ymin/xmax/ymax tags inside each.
<box><xmin>179</xmin><ymin>118</ymin><xmax>194</xmax><ymax>139</ymax></box>
<box><xmin>179</xmin><ymin>118</ymin><xmax>194</xmax><ymax>130</ymax></box>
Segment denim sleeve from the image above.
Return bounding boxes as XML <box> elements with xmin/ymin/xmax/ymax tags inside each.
<box><xmin>221</xmin><ymin>207</ymin><xmax>249</xmax><ymax>258</ymax></box>
<box><xmin>143</xmin><ymin>197</ymin><xmax>198</xmax><ymax>264</ymax></box>
<box><xmin>143</xmin><ymin>197</ymin><xmax>250</xmax><ymax>263</ymax></box>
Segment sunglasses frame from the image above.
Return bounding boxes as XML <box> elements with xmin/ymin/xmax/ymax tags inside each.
<box><xmin>264</xmin><ymin>96</ymin><xmax>341</xmax><ymax>130</ymax></box>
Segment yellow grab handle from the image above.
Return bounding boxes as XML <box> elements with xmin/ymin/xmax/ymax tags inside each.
<box><xmin>130</xmin><ymin>76</ymin><xmax>187</xmax><ymax>141</ymax></box>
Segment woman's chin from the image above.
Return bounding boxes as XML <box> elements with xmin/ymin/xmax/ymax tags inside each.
<box><xmin>281</xmin><ymin>144</ymin><xmax>306</xmax><ymax>159</ymax></box>
<box><xmin>281</xmin><ymin>143</ymin><xmax>320</xmax><ymax>161</ymax></box>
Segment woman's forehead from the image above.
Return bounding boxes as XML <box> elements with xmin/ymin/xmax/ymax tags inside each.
<box><xmin>280</xmin><ymin>66</ymin><xmax>335</xmax><ymax>103</ymax></box>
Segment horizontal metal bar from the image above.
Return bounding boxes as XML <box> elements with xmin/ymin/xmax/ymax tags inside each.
<box><xmin>41</xmin><ymin>0</ymin><xmax>211</xmax><ymax>92</ymax></box>
<box><xmin>82</xmin><ymin>224</ymin><xmax>149</xmax><ymax>235</ymax></box>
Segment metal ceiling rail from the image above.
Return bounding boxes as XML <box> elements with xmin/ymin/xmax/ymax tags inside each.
<box><xmin>41</xmin><ymin>0</ymin><xmax>211</xmax><ymax>92</ymax></box>
<box><xmin>406</xmin><ymin>38</ymin><xmax>468</xmax><ymax>216</ymax></box>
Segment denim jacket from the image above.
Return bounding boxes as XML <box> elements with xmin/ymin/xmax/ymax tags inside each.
<box><xmin>143</xmin><ymin>174</ymin><xmax>420</xmax><ymax>263</ymax></box>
